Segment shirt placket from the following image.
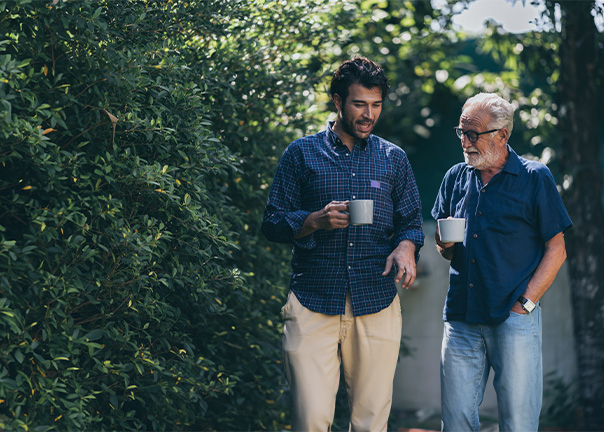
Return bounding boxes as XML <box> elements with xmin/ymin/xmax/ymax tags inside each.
<box><xmin>346</xmin><ymin>142</ymin><xmax>364</xmax><ymax>310</ymax></box>
<box><xmin>466</xmin><ymin>174</ymin><xmax>484</xmax><ymax>319</ymax></box>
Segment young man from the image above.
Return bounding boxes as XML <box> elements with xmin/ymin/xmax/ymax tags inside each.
<box><xmin>262</xmin><ymin>57</ymin><xmax>424</xmax><ymax>430</ymax></box>
<box><xmin>432</xmin><ymin>93</ymin><xmax>572</xmax><ymax>431</ymax></box>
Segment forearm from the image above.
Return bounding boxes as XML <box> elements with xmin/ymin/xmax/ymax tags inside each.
<box><xmin>523</xmin><ymin>232</ymin><xmax>567</xmax><ymax>302</ymax></box>
<box><xmin>262</xmin><ymin>147</ymin><xmax>306</xmax><ymax>243</ymax></box>
<box><xmin>391</xmin><ymin>158</ymin><xmax>424</xmax><ymax>255</ymax></box>
<box><xmin>435</xmin><ymin>226</ymin><xmax>454</xmax><ymax>260</ymax></box>
<box><xmin>294</xmin><ymin>212</ymin><xmax>319</xmax><ymax>239</ymax></box>
<box><xmin>436</xmin><ymin>243</ymin><xmax>454</xmax><ymax>260</ymax></box>
<box><xmin>261</xmin><ymin>208</ymin><xmax>310</xmax><ymax>244</ymax></box>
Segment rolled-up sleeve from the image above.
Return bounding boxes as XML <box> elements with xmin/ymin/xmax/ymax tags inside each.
<box><xmin>431</xmin><ymin>164</ymin><xmax>461</xmax><ymax>221</ymax></box>
<box><xmin>261</xmin><ymin>146</ymin><xmax>315</xmax><ymax>249</ymax></box>
<box><xmin>391</xmin><ymin>151</ymin><xmax>424</xmax><ymax>259</ymax></box>
<box><xmin>534</xmin><ymin>167</ymin><xmax>573</xmax><ymax>242</ymax></box>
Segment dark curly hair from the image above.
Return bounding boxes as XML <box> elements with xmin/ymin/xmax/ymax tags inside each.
<box><xmin>330</xmin><ymin>56</ymin><xmax>390</xmax><ymax>104</ymax></box>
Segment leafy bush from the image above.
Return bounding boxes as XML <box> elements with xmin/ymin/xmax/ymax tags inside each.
<box><xmin>0</xmin><ymin>0</ymin><xmax>350</xmax><ymax>430</ymax></box>
<box><xmin>0</xmin><ymin>1</ymin><xmax>245</xmax><ymax>430</ymax></box>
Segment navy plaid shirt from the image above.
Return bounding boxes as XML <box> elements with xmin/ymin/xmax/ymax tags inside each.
<box><xmin>262</xmin><ymin>122</ymin><xmax>424</xmax><ymax>316</ymax></box>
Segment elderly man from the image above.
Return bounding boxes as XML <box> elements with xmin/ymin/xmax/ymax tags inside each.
<box><xmin>432</xmin><ymin>93</ymin><xmax>572</xmax><ymax>431</ymax></box>
<box><xmin>262</xmin><ymin>57</ymin><xmax>424</xmax><ymax>431</ymax></box>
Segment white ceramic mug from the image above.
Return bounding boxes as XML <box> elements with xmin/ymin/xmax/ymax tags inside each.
<box><xmin>438</xmin><ymin>218</ymin><xmax>466</xmax><ymax>243</ymax></box>
<box><xmin>348</xmin><ymin>200</ymin><xmax>373</xmax><ymax>226</ymax></box>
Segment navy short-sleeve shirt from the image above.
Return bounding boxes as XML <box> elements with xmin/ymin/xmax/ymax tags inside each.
<box><xmin>432</xmin><ymin>146</ymin><xmax>572</xmax><ymax>325</ymax></box>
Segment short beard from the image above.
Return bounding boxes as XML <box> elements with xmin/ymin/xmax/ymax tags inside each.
<box><xmin>340</xmin><ymin>105</ymin><xmax>375</xmax><ymax>140</ymax></box>
<box><xmin>465</xmin><ymin>140</ymin><xmax>498</xmax><ymax>170</ymax></box>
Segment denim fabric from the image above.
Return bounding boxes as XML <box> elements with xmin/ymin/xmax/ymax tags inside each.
<box><xmin>441</xmin><ymin>306</ymin><xmax>543</xmax><ymax>432</ymax></box>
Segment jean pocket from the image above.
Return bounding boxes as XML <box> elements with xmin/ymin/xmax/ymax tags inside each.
<box><xmin>509</xmin><ymin>310</ymin><xmax>528</xmax><ymax>316</ymax></box>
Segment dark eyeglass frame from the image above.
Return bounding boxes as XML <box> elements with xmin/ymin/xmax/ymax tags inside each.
<box><xmin>454</xmin><ymin>127</ymin><xmax>502</xmax><ymax>143</ymax></box>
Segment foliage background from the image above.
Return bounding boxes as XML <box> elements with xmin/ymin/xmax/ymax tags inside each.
<box><xmin>0</xmin><ymin>0</ymin><xmax>345</xmax><ymax>430</ymax></box>
<box><xmin>1</xmin><ymin>0</ymin><xmax>602</xmax><ymax>430</ymax></box>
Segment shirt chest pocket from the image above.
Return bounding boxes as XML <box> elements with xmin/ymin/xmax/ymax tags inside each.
<box><xmin>482</xmin><ymin>194</ymin><xmax>532</xmax><ymax>235</ymax></box>
<box><xmin>353</xmin><ymin>178</ymin><xmax>390</xmax><ymax>200</ymax></box>
<box><xmin>362</xmin><ymin>178</ymin><xmax>394</xmax><ymax>229</ymax></box>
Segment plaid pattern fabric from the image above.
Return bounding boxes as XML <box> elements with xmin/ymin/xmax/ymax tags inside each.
<box><xmin>262</xmin><ymin>123</ymin><xmax>424</xmax><ymax>316</ymax></box>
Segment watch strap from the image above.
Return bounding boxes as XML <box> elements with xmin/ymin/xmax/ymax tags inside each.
<box><xmin>518</xmin><ymin>295</ymin><xmax>536</xmax><ymax>314</ymax></box>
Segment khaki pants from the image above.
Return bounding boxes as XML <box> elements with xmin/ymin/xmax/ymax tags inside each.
<box><xmin>281</xmin><ymin>291</ymin><xmax>402</xmax><ymax>432</ymax></box>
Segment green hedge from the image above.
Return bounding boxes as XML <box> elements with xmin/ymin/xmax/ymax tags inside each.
<box><xmin>0</xmin><ymin>0</ymin><xmax>348</xmax><ymax>430</ymax></box>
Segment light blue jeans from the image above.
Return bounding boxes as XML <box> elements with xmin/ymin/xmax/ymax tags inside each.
<box><xmin>440</xmin><ymin>307</ymin><xmax>542</xmax><ymax>432</ymax></box>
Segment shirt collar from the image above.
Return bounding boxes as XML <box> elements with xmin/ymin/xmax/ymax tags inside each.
<box><xmin>326</xmin><ymin>121</ymin><xmax>370</xmax><ymax>150</ymax></box>
<box><xmin>501</xmin><ymin>145</ymin><xmax>522</xmax><ymax>176</ymax></box>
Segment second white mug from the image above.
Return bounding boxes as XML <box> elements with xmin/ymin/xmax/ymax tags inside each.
<box><xmin>438</xmin><ymin>217</ymin><xmax>466</xmax><ymax>243</ymax></box>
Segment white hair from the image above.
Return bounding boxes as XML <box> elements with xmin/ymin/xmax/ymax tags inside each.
<box><xmin>463</xmin><ymin>92</ymin><xmax>514</xmax><ymax>135</ymax></box>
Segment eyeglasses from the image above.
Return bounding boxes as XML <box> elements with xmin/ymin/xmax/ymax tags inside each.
<box><xmin>454</xmin><ymin>127</ymin><xmax>501</xmax><ymax>144</ymax></box>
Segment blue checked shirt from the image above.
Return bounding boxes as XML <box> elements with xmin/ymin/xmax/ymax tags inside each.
<box><xmin>262</xmin><ymin>122</ymin><xmax>424</xmax><ymax>316</ymax></box>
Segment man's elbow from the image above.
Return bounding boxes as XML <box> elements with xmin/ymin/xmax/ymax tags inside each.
<box><xmin>560</xmin><ymin>245</ymin><xmax>567</xmax><ymax>264</ymax></box>
<box><xmin>261</xmin><ymin>222</ymin><xmax>276</xmax><ymax>242</ymax></box>
<box><xmin>547</xmin><ymin>233</ymin><xmax>568</xmax><ymax>265</ymax></box>
<box><xmin>261</xmin><ymin>221</ymin><xmax>291</xmax><ymax>244</ymax></box>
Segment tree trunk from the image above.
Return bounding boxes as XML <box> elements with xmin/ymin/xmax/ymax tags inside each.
<box><xmin>557</xmin><ymin>2</ymin><xmax>604</xmax><ymax>429</ymax></box>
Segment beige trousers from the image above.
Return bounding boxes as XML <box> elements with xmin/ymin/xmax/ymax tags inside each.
<box><xmin>281</xmin><ymin>291</ymin><xmax>402</xmax><ymax>432</ymax></box>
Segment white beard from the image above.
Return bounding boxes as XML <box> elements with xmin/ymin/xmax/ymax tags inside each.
<box><xmin>464</xmin><ymin>141</ymin><xmax>498</xmax><ymax>170</ymax></box>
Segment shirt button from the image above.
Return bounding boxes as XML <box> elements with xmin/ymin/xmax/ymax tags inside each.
<box><xmin>469</xmin><ymin>283</ymin><xmax>474</xmax><ymax>288</ymax></box>
<box><xmin>352</xmin><ymin>195</ymin><xmax>356</xmax><ymax>199</ymax></box>
<box><xmin>348</xmin><ymin>266</ymin><xmax>351</xmax><ymax>269</ymax></box>
<box><xmin>352</xmin><ymin>173</ymin><xmax>356</xmax><ymax>176</ymax></box>
<box><xmin>477</xmin><ymin>211</ymin><xmax>482</xmax><ymax>216</ymax></box>
<box><xmin>470</xmin><ymin>259</ymin><xmax>476</xmax><ymax>264</ymax></box>
<box><xmin>481</xmin><ymin>189</ymin><xmax>486</xmax><ymax>193</ymax></box>
<box><xmin>350</xmin><ymin>243</ymin><xmax>353</xmax><ymax>247</ymax></box>
<box><xmin>473</xmin><ymin>234</ymin><xmax>478</xmax><ymax>239</ymax></box>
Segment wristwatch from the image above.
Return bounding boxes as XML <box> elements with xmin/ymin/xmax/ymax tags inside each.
<box><xmin>518</xmin><ymin>296</ymin><xmax>536</xmax><ymax>314</ymax></box>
